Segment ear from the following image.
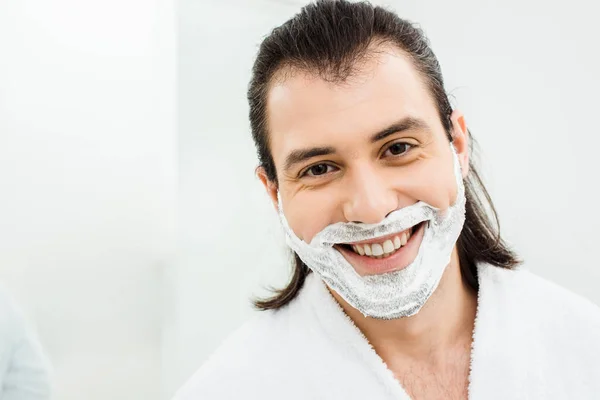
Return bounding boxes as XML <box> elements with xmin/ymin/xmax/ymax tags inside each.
<box><xmin>256</xmin><ymin>166</ymin><xmax>279</xmax><ymax>211</ymax></box>
<box><xmin>449</xmin><ymin>109</ymin><xmax>470</xmax><ymax>178</ymax></box>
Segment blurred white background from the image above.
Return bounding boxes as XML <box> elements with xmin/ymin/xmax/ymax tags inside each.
<box><xmin>173</xmin><ymin>0</ymin><xmax>600</xmax><ymax>396</ymax></box>
<box><xmin>0</xmin><ymin>0</ymin><xmax>599</xmax><ymax>399</ymax></box>
<box><xmin>0</xmin><ymin>0</ymin><xmax>175</xmax><ymax>399</ymax></box>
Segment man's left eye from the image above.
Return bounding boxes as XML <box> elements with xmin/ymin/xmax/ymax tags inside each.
<box><xmin>384</xmin><ymin>142</ymin><xmax>412</xmax><ymax>157</ymax></box>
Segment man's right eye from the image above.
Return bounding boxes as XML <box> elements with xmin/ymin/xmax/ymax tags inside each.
<box><xmin>302</xmin><ymin>163</ymin><xmax>335</xmax><ymax>177</ymax></box>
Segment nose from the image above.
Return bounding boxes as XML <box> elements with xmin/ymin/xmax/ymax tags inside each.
<box><xmin>342</xmin><ymin>166</ymin><xmax>399</xmax><ymax>224</ymax></box>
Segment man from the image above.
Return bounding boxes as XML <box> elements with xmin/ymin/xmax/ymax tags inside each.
<box><xmin>175</xmin><ymin>1</ymin><xmax>600</xmax><ymax>399</ymax></box>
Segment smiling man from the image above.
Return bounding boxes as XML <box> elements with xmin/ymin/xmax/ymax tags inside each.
<box><xmin>174</xmin><ymin>1</ymin><xmax>600</xmax><ymax>399</ymax></box>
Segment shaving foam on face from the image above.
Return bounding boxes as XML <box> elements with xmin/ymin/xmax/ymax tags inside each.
<box><xmin>277</xmin><ymin>144</ymin><xmax>466</xmax><ymax>319</ymax></box>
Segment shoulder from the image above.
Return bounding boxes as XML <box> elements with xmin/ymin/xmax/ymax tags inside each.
<box><xmin>477</xmin><ymin>263</ymin><xmax>600</xmax><ymax>392</ymax></box>
<box><xmin>479</xmin><ymin>263</ymin><xmax>600</xmax><ymax>344</ymax></box>
<box><xmin>480</xmin><ymin>263</ymin><xmax>600</xmax><ymax>320</ymax></box>
<box><xmin>173</xmin><ymin>300</ymin><xmax>309</xmax><ymax>400</ymax></box>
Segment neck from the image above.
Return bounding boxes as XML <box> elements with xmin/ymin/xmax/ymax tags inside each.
<box><xmin>330</xmin><ymin>248</ymin><xmax>477</xmax><ymax>363</ymax></box>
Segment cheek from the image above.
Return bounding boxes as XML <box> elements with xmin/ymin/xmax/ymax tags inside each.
<box><xmin>283</xmin><ymin>191</ymin><xmax>337</xmax><ymax>243</ymax></box>
<box><xmin>405</xmin><ymin>159</ymin><xmax>458</xmax><ymax>210</ymax></box>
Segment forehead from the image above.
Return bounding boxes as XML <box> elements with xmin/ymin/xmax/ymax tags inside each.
<box><xmin>266</xmin><ymin>47</ymin><xmax>441</xmax><ymax>158</ymax></box>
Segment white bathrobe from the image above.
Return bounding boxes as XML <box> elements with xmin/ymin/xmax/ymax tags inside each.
<box><xmin>174</xmin><ymin>263</ymin><xmax>600</xmax><ymax>399</ymax></box>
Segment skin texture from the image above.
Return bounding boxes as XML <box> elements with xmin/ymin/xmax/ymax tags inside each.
<box><xmin>257</xmin><ymin>45</ymin><xmax>477</xmax><ymax>399</ymax></box>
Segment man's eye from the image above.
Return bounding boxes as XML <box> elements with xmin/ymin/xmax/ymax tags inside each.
<box><xmin>303</xmin><ymin>163</ymin><xmax>335</xmax><ymax>177</ymax></box>
<box><xmin>384</xmin><ymin>142</ymin><xmax>412</xmax><ymax>157</ymax></box>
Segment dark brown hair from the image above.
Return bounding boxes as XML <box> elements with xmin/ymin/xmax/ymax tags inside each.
<box><xmin>248</xmin><ymin>0</ymin><xmax>520</xmax><ymax>310</ymax></box>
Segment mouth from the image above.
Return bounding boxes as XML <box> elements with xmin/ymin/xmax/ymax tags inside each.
<box><xmin>334</xmin><ymin>221</ymin><xmax>427</xmax><ymax>276</ymax></box>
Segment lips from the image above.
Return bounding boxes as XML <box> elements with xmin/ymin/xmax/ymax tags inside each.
<box><xmin>335</xmin><ymin>221</ymin><xmax>427</xmax><ymax>276</ymax></box>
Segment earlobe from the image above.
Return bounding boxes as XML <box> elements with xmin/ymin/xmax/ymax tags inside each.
<box><xmin>256</xmin><ymin>166</ymin><xmax>280</xmax><ymax>211</ymax></box>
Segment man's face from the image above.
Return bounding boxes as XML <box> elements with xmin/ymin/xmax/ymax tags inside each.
<box><xmin>260</xmin><ymin>46</ymin><xmax>469</xmax><ymax>276</ymax></box>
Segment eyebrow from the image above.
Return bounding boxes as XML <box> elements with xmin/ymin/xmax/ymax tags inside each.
<box><xmin>284</xmin><ymin>146</ymin><xmax>336</xmax><ymax>173</ymax></box>
<box><xmin>370</xmin><ymin>117</ymin><xmax>430</xmax><ymax>143</ymax></box>
<box><xmin>283</xmin><ymin>116</ymin><xmax>430</xmax><ymax>173</ymax></box>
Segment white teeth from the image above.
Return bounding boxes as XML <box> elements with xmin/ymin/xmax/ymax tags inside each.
<box><xmin>371</xmin><ymin>243</ymin><xmax>384</xmax><ymax>256</ymax></box>
<box><xmin>383</xmin><ymin>240</ymin><xmax>394</xmax><ymax>254</ymax></box>
<box><xmin>348</xmin><ymin>227</ymin><xmax>416</xmax><ymax>258</ymax></box>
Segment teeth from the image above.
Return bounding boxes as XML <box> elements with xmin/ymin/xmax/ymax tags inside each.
<box><xmin>347</xmin><ymin>227</ymin><xmax>417</xmax><ymax>258</ymax></box>
<box><xmin>371</xmin><ymin>243</ymin><xmax>384</xmax><ymax>256</ymax></box>
<box><xmin>356</xmin><ymin>245</ymin><xmax>364</xmax><ymax>256</ymax></box>
<box><xmin>383</xmin><ymin>240</ymin><xmax>394</xmax><ymax>254</ymax></box>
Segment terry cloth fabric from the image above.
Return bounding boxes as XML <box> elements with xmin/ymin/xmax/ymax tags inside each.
<box><xmin>173</xmin><ymin>263</ymin><xmax>600</xmax><ymax>399</ymax></box>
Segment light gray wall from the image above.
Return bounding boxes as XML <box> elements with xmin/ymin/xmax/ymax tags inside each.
<box><xmin>0</xmin><ymin>1</ymin><xmax>176</xmax><ymax>399</ymax></box>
